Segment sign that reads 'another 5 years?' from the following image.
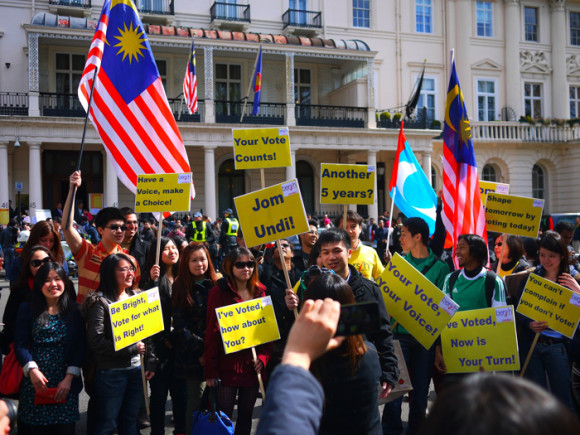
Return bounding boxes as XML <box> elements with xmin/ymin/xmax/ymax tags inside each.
<box><xmin>517</xmin><ymin>273</ymin><xmax>580</xmax><ymax>338</ymax></box>
<box><xmin>216</xmin><ymin>296</ymin><xmax>280</xmax><ymax>354</ymax></box>
<box><xmin>377</xmin><ymin>253</ymin><xmax>459</xmax><ymax>349</ymax></box>
<box><xmin>441</xmin><ymin>306</ymin><xmax>520</xmax><ymax>373</ymax></box>
<box><xmin>232</xmin><ymin>127</ymin><xmax>291</xmax><ymax>170</ymax></box>
<box><xmin>234</xmin><ymin>179</ymin><xmax>309</xmax><ymax>247</ymax></box>
<box><xmin>320</xmin><ymin>163</ymin><xmax>375</xmax><ymax>205</ymax></box>
<box><xmin>135</xmin><ymin>173</ymin><xmax>192</xmax><ymax>213</ymax></box>
<box><xmin>479</xmin><ymin>180</ymin><xmax>509</xmax><ymax>207</ymax></box>
<box><xmin>485</xmin><ymin>193</ymin><xmax>543</xmax><ymax>237</ymax></box>
<box><xmin>109</xmin><ymin>288</ymin><xmax>164</xmax><ymax>351</ymax></box>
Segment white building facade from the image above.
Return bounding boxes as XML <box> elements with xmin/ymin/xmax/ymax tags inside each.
<box><xmin>1</xmin><ymin>0</ymin><xmax>579</xmax><ymax>221</ymax></box>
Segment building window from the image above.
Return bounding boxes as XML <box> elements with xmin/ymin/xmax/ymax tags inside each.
<box><xmin>353</xmin><ymin>0</ymin><xmax>370</xmax><ymax>28</ymax></box>
<box><xmin>532</xmin><ymin>164</ymin><xmax>545</xmax><ymax>199</ymax></box>
<box><xmin>524</xmin><ymin>83</ymin><xmax>542</xmax><ymax>119</ymax></box>
<box><xmin>215</xmin><ymin>63</ymin><xmax>242</xmax><ymax>116</ymax></box>
<box><xmin>297</xmin><ymin>161</ymin><xmax>315</xmax><ymax>214</ymax></box>
<box><xmin>477</xmin><ymin>79</ymin><xmax>496</xmax><ymax>121</ymax></box>
<box><xmin>431</xmin><ymin>165</ymin><xmax>437</xmax><ymax>190</ymax></box>
<box><xmin>289</xmin><ymin>0</ymin><xmax>307</xmax><ymax>25</ymax></box>
<box><xmin>56</xmin><ymin>53</ymin><xmax>85</xmax><ymax>95</ymax></box>
<box><xmin>570</xmin><ymin>86</ymin><xmax>580</xmax><ymax>118</ymax></box>
<box><xmin>482</xmin><ymin>164</ymin><xmax>497</xmax><ymax>182</ymax></box>
<box><xmin>417</xmin><ymin>77</ymin><xmax>436</xmax><ymax>122</ymax></box>
<box><xmin>218</xmin><ymin>159</ymin><xmax>245</xmax><ymax>215</ymax></box>
<box><xmin>294</xmin><ymin>68</ymin><xmax>311</xmax><ymax>104</ymax></box>
<box><xmin>416</xmin><ymin>0</ymin><xmax>433</xmax><ymax>34</ymax></box>
<box><xmin>524</xmin><ymin>7</ymin><xmax>538</xmax><ymax>42</ymax></box>
<box><xmin>476</xmin><ymin>1</ymin><xmax>493</xmax><ymax>37</ymax></box>
<box><xmin>156</xmin><ymin>59</ymin><xmax>167</xmax><ymax>90</ymax></box>
<box><xmin>572</xmin><ymin>12</ymin><xmax>580</xmax><ymax>46</ymax></box>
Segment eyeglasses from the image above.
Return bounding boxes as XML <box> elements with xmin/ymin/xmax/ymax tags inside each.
<box><xmin>306</xmin><ymin>230</ymin><xmax>318</xmax><ymax>235</ymax></box>
<box><xmin>117</xmin><ymin>266</ymin><xmax>136</xmax><ymax>273</ymax></box>
<box><xmin>495</xmin><ymin>242</ymin><xmax>503</xmax><ymax>247</ymax></box>
<box><xmin>280</xmin><ymin>243</ymin><xmax>291</xmax><ymax>249</ymax></box>
<box><xmin>125</xmin><ymin>221</ymin><xmax>138</xmax><ymax>226</ymax></box>
<box><xmin>31</xmin><ymin>257</ymin><xmax>52</xmax><ymax>268</ymax></box>
<box><xmin>106</xmin><ymin>224</ymin><xmax>127</xmax><ymax>232</ymax></box>
<box><xmin>234</xmin><ymin>261</ymin><xmax>255</xmax><ymax>269</ymax></box>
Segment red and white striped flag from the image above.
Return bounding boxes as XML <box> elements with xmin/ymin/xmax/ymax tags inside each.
<box><xmin>183</xmin><ymin>37</ymin><xmax>198</xmax><ymax>114</ymax></box>
<box><xmin>78</xmin><ymin>0</ymin><xmax>195</xmax><ymax>199</ymax></box>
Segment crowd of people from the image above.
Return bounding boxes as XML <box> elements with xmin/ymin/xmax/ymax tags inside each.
<box><xmin>0</xmin><ymin>170</ymin><xmax>579</xmax><ymax>434</ymax></box>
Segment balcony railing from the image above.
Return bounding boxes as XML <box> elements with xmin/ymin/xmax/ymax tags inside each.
<box><xmin>215</xmin><ymin>101</ymin><xmax>285</xmax><ymax>125</ymax></box>
<box><xmin>376</xmin><ymin>108</ymin><xmax>438</xmax><ymax>130</ymax></box>
<box><xmin>49</xmin><ymin>0</ymin><xmax>91</xmax><ymax>7</ymax></box>
<box><xmin>296</xmin><ymin>104</ymin><xmax>367</xmax><ymax>128</ymax></box>
<box><xmin>40</xmin><ymin>93</ymin><xmax>85</xmax><ymax>118</ymax></box>
<box><xmin>0</xmin><ymin>92</ymin><xmax>28</xmax><ymax>116</ymax></box>
<box><xmin>282</xmin><ymin>9</ymin><xmax>322</xmax><ymax>28</ymax></box>
<box><xmin>210</xmin><ymin>2</ymin><xmax>251</xmax><ymax>22</ymax></box>
<box><xmin>168</xmin><ymin>97</ymin><xmax>205</xmax><ymax>123</ymax></box>
<box><xmin>136</xmin><ymin>0</ymin><xmax>174</xmax><ymax>15</ymax></box>
<box><xmin>471</xmin><ymin>121</ymin><xmax>580</xmax><ymax>143</ymax></box>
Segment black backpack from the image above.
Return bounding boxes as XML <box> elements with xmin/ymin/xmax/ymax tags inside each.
<box><xmin>447</xmin><ymin>269</ymin><xmax>497</xmax><ymax>308</ymax></box>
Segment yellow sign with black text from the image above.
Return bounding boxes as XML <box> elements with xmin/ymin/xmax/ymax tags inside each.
<box><xmin>479</xmin><ymin>180</ymin><xmax>509</xmax><ymax>207</ymax></box>
<box><xmin>232</xmin><ymin>127</ymin><xmax>291</xmax><ymax>170</ymax></box>
<box><xmin>135</xmin><ymin>173</ymin><xmax>192</xmax><ymax>213</ymax></box>
<box><xmin>320</xmin><ymin>163</ymin><xmax>375</xmax><ymax>205</ymax></box>
<box><xmin>485</xmin><ymin>193</ymin><xmax>543</xmax><ymax>237</ymax></box>
<box><xmin>0</xmin><ymin>209</ymin><xmax>8</xmax><ymax>226</ymax></box>
<box><xmin>516</xmin><ymin>273</ymin><xmax>580</xmax><ymax>338</ymax></box>
<box><xmin>109</xmin><ymin>288</ymin><xmax>165</xmax><ymax>351</ymax></box>
<box><xmin>216</xmin><ymin>296</ymin><xmax>280</xmax><ymax>354</ymax></box>
<box><xmin>377</xmin><ymin>253</ymin><xmax>459</xmax><ymax>349</ymax></box>
<box><xmin>234</xmin><ymin>179</ymin><xmax>309</xmax><ymax>247</ymax></box>
<box><xmin>441</xmin><ymin>306</ymin><xmax>520</xmax><ymax>373</ymax></box>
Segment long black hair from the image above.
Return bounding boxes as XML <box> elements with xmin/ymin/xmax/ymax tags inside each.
<box><xmin>97</xmin><ymin>253</ymin><xmax>136</xmax><ymax>302</ymax></box>
<box><xmin>30</xmin><ymin>262</ymin><xmax>76</xmax><ymax>326</ymax></box>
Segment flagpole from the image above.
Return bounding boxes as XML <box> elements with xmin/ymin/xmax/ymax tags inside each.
<box><xmin>386</xmin><ymin>189</ymin><xmax>396</xmax><ymax>249</ymax></box>
<box><xmin>240</xmin><ymin>44</ymin><xmax>262</xmax><ymax>123</ymax></box>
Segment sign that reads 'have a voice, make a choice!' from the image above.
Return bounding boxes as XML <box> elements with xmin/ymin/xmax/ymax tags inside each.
<box><xmin>135</xmin><ymin>173</ymin><xmax>192</xmax><ymax>212</ymax></box>
<box><xmin>232</xmin><ymin>127</ymin><xmax>291</xmax><ymax>170</ymax></box>
<box><xmin>320</xmin><ymin>163</ymin><xmax>376</xmax><ymax>205</ymax></box>
<box><xmin>234</xmin><ymin>179</ymin><xmax>309</xmax><ymax>248</ymax></box>
<box><xmin>484</xmin><ymin>193</ymin><xmax>543</xmax><ymax>237</ymax></box>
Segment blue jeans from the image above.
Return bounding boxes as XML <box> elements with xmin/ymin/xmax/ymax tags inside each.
<box><xmin>382</xmin><ymin>334</ymin><xmax>434</xmax><ymax>435</ymax></box>
<box><xmin>521</xmin><ymin>341</ymin><xmax>574</xmax><ymax>411</ymax></box>
<box><xmin>94</xmin><ymin>367</ymin><xmax>143</xmax><ymax>435</ymax></box>
<box><xmin>3</xmin><ymin>247</ymin><xmax>15</xmax><ymax>280</ymax></box>
<box><xmin>149</xmin><ymin>361</ymin><xmax>187</xmax><ymax>435</ymax></box>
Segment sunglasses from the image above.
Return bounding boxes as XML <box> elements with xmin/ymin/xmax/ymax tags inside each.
<box><xmin>106</xmin><ymin>224</ymin><xmax>127</xmax><ymax>232</ymax></box>
<box><xmin>31</xmin><ymin>257</ymin><xmax>52</xmax><ymax>268</ymax></box>
<box><xmin>280</xmin><ymin>243</ymin><xmax>291</xmax><ymax>249</ymax></box>
<box><xmin>495</xmin><ymin>242</ymin><xmax>503</xmax><ymax>247</ymax></box>
<box><xmin>234</xmin><ymin>261</ymin><xmax>255</xmax><ymax>269</ymax></box>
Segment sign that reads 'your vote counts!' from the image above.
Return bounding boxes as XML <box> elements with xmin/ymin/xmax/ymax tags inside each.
<box><xmin>232</xmin><ymin>127</ymin><xmax>291</xmax><ymax>170</ymax></box>
<box><xmin>320</xmin><ymin>163</ymin><xmax>375</xmax><ymax>205</ymax></box>
<box><xmin>135</xmin><ymin>173</ymin><xmax>192</xmax><ymax>212</ymax></box>
<box><xmin>234</xmin><ymin>179</ymin><xmax>309</xmax><ymax>248</ymax></box>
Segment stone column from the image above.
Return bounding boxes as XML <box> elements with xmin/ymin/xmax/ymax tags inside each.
<box><xmin>368</xmin><ymin>150</ymin><xmax>378</xmax><ymax>220</ymax></box>
<box><xmin>504</xmin><ymin>0</ymin><xmax>522</xmax><ymax>117</ymax></box>
<box><xmin>551</xmin><ymin>0</ymin><xmax>568</xmax><ymax>118</ymax></box>
<box><xmin>105</xmin><ymin>152</ymin><xmax>118</xmax><ymax>207</ymax></box>
<box><xmin>0</xmin><ymin>142</ymin><xmax>9</xmax><ymax>210</ymax></box>
<box><xmin>454</xmin><ymin>0</ymin><xmax>473</xmax><ymax>111</ymax></box>
<box><xmin>367</xmin><ymin>59</ymin><xmax>377</xmax><ymax>128</ymax></box>
<box><xmin>285</xmin><ymin>52</ymin><xmax>296</xmax><ymax>126</ymax></box>
<box><xmin>28</xmin><ymin>33</ymin><xmax>40</xmax><ymax>117</ymax></box>
<box><xmin>422</xmin><ymin>152</ymin><xmax>432</xmax><ymax>186</ymax></box>
<box><xmin>28</xmin><ymin>142</ymin><xmax>42</xmax><ymax>218</ymax></box>
<box><xmin>204</xmin><ymin>46</ymin><xmax>215</xmax><ymax>123</ymax></box>
<box><xmin>286</xmin><ymin>149</ymin><xmax>296</xmax><ymax>180</ymax></box>
<box><xmin>204</xmin><ymin>146</ymin><xmax>217</xmax><ymax>220</ymax></box>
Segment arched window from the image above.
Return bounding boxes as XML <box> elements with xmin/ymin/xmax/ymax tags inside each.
<box><xmin>532</xmin><ymin>164</ymin><xmax>545</xmax><ymax>199</ymax></box>
<box><xmin>296</xmin><ymin>161</ymin><xmax>314</xmax><ymax>215</ymax></box>
<box><xmin>482</xmin><ymin>164</ymin><xmax>497</xmax><ymax>182</ymax></box>
<box><xmin>431</xmin><ymin>165</ymin><xmax>437</xmax><ymax>191</ymax></box>
<box><xmin>218</xmin><ymin>159</ymin><xmax>245</xmax><ymax>215</ymax></box>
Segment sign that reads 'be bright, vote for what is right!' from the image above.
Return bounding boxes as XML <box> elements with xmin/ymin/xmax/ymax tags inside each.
<box><xmin>320</xmin><ymin>163</ymin><xmax>375</xmax><ymax>205</ymax></box>
<box><xmin>484</xmin><ymin>193</ymin><xmax>543</xmax><ymax>238</ymax></box>
<box><xmin>234</xmin><ymin>179</ymin><xmax>309</xmax><ymax>248</ymax></box>
<box><xmin>232</xmin><ymin>127</ymin><xmax>291</xmax><ymax>170</ymax></box>
<box><xmin>135</xmin><ymin>173</ymin><xmax>192</xmax><ymax>212</ymax></box>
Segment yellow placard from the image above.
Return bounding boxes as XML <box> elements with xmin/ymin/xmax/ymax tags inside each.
<box><xmin>215</xmin><ymin>296</ymin><xmax>280</xmax><ymax>354</ymax></box>
<box><xmin>232</xmin><ymin>127</ymin><xmax>291</xmax><ymax>170</ymax></box>
<box><xmin>377</xmin><ymin>253</ymin><xmax>459</xmax><ymax>349</ymax></box>
<box><xmin>0</xmin><ymin>209</ymin><xmax>9</xmax><ymax>226</ymax></box>
<box><xmin>108</xmin><ymin>288</ymin><xmax>165</xmax><ymax>351</ymax></box>
<box><xmin>479</xmin><ymin>180</ymin><xmax>509</xmax><ymax>207</ymax></box>
<box><xmin>320</xmin><ymin>163</ymin><xmax>375</xmax><ymax>205</ymax></box>
<box><xmin>89</xmin><ymin>193</ymin><xmax>103</xmax><ymax>214</ymax></box>
<box><xmin>134</xmin><ymin>173</ymin><xmax>192</xmax><ymax>213</ymax></box>
<box><xmin>485</xmin><ymin>193</ymin><xmax>543</xmax><ymax>237</ymax></box>
<box><xmin>516</xmin><ymin>273</ymin><xmax>580</xmax><ymax>338</ymax></box>
<box><xmin>234</xmin><ymin>179</ymin><xmax>309</xmax><ymax>247</ymax></box>
<box><xmin>441</xmin><ymin>306</ymin><xmax>520</xmax><ymax>373</ymax></box>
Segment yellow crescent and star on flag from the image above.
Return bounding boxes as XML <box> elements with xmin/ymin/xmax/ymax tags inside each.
<box><xmin>108</xmin><ymin>0</ymin><xmax>147</xmax><ymax>64</ymax></box>
<box><xmin>445</xmin><ymin>84</ymin><xmax>472</xmax><ymax>144</ymax></box>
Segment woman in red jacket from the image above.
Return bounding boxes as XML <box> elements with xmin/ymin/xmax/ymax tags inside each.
<box><xmin>204</xmin><ymin>247</ymin><xmax>271</xmax><ymax>435</ymax></box>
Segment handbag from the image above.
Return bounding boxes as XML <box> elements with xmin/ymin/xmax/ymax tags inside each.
<box><xmin>34</xmin><ymin>387</ymin><xmax>66</xmax><ymax>405</ymax></box>
<box><xmin>191</xmin><ymin>385</ymin><xmax>234</xmax><ymax>435</ymax></box>
<box><xmin>0</xmin><ymin>343</ymin><xmax>23</xmax><ymax>396</ymax></box>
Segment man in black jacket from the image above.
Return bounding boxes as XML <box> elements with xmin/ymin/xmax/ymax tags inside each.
<box><xmin>120</xmin><ymin>208</ymin><xmax>150</xmax><ymax>273</ymax></box>
<box><xmin>286</xmin><ymin>228</ymin><xmax>399</xmax><ymax>398</ymax></box>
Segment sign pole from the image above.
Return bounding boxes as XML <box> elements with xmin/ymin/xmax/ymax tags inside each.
<box><xmin>154</xmin><ymin>216</ymin><xmax>163</xmax><ymax>267</ymax></box>
<box><xmin>276</xmin><ymin>239</ymin><xmax>299</xmax><ymax>319</ymax></box>
<box><xmin>385</xmin><ymin>190</ymin><xmax>396</xmax><ymax>248</ymax></box>
<box><xmin>343</xmin><ymin>205</ymin><xmax>347</xmax><ymax>230</ymax></box>
<box><xmin>251</xmin><ymin>347</ymin><xmax>266</xmax><ymax>400</ymax></box>
<box><xmin>140</xmin><ymin>355</ymin><xmax>150</xmax><ymax>415</ymax></box>
<box><xmin>519</xmin><ymin>331</ymin><xmax>540</xmax><ymax>378</ymax></box>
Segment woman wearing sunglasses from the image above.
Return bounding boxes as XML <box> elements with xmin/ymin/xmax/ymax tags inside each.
<box><xmin>491</xmin><ymin>234</ymin><xmax>530</xmax><ymax>278</ymax></box>
<box><xmin>1</xmin><ymin>246</ymin><xmax>56</xmax><ymax>358</ymax></box>
<box><xmin>204</xmin><ymin>247</ymin><xmax>272</xmax><ymax>435</ymax></box>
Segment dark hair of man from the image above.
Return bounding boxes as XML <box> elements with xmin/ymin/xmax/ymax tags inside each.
<box><xmin>318</xmin><ymin>227</ymin><xmax>351</xmax><ymax>251</ymax></box>
<box><xmin>119</xmin><ymin>207</ymin><xmax>135</xmax><ymax>218</ymax></box>
<box><xmin>53</xmin><ymin>216</ymin><xmax>62</xmax><ymax>224</ymax></box>
<box><xmin>31</xmin><ymin>262</ymin><xmax>75</xmax><ymax>325</ymax></box>
<box><xmin>308</xmin><ymin>219</ymin><xmax>318</xmax><ymax>228</ymax></box>
<box><xmin>221</xmin><ymin>247</ymin><xmax>260</xmax><ymax>297</ymax></box>
<box><xmin>457</xmin><ymin>234</ymin><xmax>488</xmax><ymax>267</ymax></box>
<box><xmin>94</xmin><ymin>207</ymin><xmax>125</xmax><ymax>230</ymax></box>
<box><xmin>8</xmin><ymin>218</ymin><xmax>17</xmax><ymax>227</ymax></box>
<box><xmin>97</xmin><ymin>253</ymin><xmax>135</xmax><ymax>301</ymax></box>
<box><xmin>402</xmin><ymin>217</ymin><xmax>429</xmax><ymax>246</ymax></box>
<box><xmin>538</xmin><ymin>231</ymin><xmax>568</xmax><ymax>277</ymax></box>
<box><xmin>173</xmin><ymin>242</ymin><xmax>218</xmax><ymax>308</ymax></box>
<box><xmin>504</xmin><ymin>235</ymin><xmax>524</xmax><ymax>261</ymax></box>
<box><xmin>420</xmin><ymin>373</ymin><xmax>580</xmax><ymax>435</ymax></box>
<box><xmin>554</xmin><ymin>220</ymin><xmax>574</xmax><ymax>234</ymax></box>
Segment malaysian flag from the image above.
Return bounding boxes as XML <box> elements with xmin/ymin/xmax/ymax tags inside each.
<box><xmin>183</xmin><ymin>37</ymin><xmax>198</xmax><ymax>114</ymax></box>
<box><xmin>78</xmin><ymin>0</ymin><xmax>195</xmax><ymax>198</ymax></box>
<box><xmin>252</xmin><ymin>46</ymin><xmax>263</xmax><ymax>116</ymax></box>
<box><xmin>441</xmin><ymin>52</ymin><xmax>486</xmax><ymax>262</ymax></box>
